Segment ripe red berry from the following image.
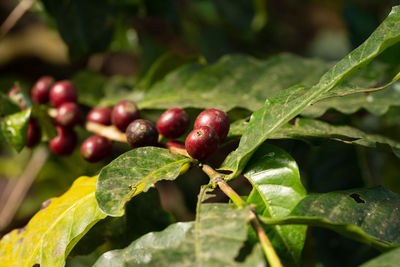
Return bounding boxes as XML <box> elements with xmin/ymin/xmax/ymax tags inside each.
<box><xmin>31</xmin><ymin>76</ymin><xmax>54</xmax><ymax>104</ymax></box>
<box><xmin>26</xmin><ymin>117</ymin><xmax>41</xmax><ymax>148</ymax></box>
<box><xmin>111</xmin><ymin>100</ymin><xmax>140</xmax><ymax>131</ymax></box>
<box><xmin>49</xmin><ymin>126</ymin><xmax>78</xmax><ymax>155</ymax></box>
<box><xmin>157</xmin><ymin>108</ymin><xmax>190</xmax><ymax>140</ymax></box>
<box><xmin>126</xmin><ymin>119</ymin><xmax>158</xmax><ymax>148</ymax></box>
<box><xmin>86</xmin><ymin>107</ymin><xmax>112</xmax><ymax>125</ymax></box>
<box><xmin>185</xmin><ymin>126</ymin><xmax>219</xmax><ymax>160</ymax></box>
<box><xmin>55</xmin><ymin>102</ymin><xmax>83</xmax><ymax>128</ymax></box>
<box><xmin>49</xmin><ymin>80</ymin><xmax>77</xmax><ymax>107</ymax></box>
<box><xmin>8</xmin><ymin>85</ymin><xmax>29</xmax><ymax>109</ymax></box>
<box><xmin>194</xmin><ymin>109</ymin><xmax>230</xmax><ymax>142</ymax></box>
<box><xmin>80</xmin><ymin>135</ymin><xmax>112</xmax><ymax>162</ymax></box>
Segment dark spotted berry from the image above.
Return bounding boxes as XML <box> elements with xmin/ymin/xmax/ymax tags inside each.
<box><xmin>49</xmin><ymin>80</ymin><xmax>77</xmax><ymax>107</ymax></box>
<box><xmin>31</xmin><ymin>76</ymin><xmax>54</xmax><ymax>104</ymax></box>
<box><xmin>111</xmin><ymin>100</ymin><xmax>140</xmax><ymax>131</ymax></box>
<box><xmin>55</xmin><ymin>102</ymin><xmax>83</xmax><ymax>128</ymax></box>
<box><xmin>80</xmin><ymin>135</ymin><xmax>112</xmax><ymax>162</ymax></box>
<box><xmin>49</xmin><ymin>126</ymin><xmax>78</xmax><ymax>155</ymax></box>
<box><xmin>157</xmin><ymin>108</ymin><xmax>190</xmax><ymax>140</ymax></box>
<box><xmin>86</xmin><ymin>107</ymin><xmax>112</xmax><ymax>125</ymax></box>
<box><xmin>125</xmin><ymin>119</ymin><xmax>158</xmax><ymax>148</ymax></box>
<box><xmin>26</xmin><ymin>117</ymin><xmax>41</xmax><ymax>148</ymax></box>
<box><xmin>185</xmin><ymin>126</ymin><xmax>219</xmax><ymax>160</ymax></box>
<box><xmin>194</xmin><ymin>109</ymin><xmax>230</xmax><ymax>142</ymax></box>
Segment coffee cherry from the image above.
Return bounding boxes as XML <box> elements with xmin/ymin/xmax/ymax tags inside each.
<box><xmin>111</xmin><ymin>100</ymin><xmax>140</xmax><ymax>131</ymax></box>
<box><xmin>55</xmin><ymin>102</ymin><xmax>83</xmax><ymax>128</ymax></box>
<box><xmin>86</xmin><ymin>107</ymin><xmax>112</xmax><ymax>125</ymax></box>
<box><xmin>31</xmin><ymin>76</ymin><xmax>54</xmax><ymax>104</ymax></box>
<box><xmin>8</xmin><ymin>85</ymin><xmax>29</xmax><ymax>109</ymax></box>
<box><xmin>49</xmin><ymin>126</ymin><xmax>78</xmax><ymax>155</ymax></box>
<box><xmin>185</xmin><ymin>126</ymin><xmax>219</xmax><ymax>160</ymax></box>
<box><xmin>157</xmin><ymin>108</ymin><xmax>190</xmax><ymax>140</ymax></box>
<box><xmin>194</xmin><ymin>109</ymin><xmax>230</xmax><ymax>142</ymax></box>
<box><xmin>80</xmin><ymin>135</ymin><xmax>112</xmax><ymax>162</ymax></box>
<box><xmin>126</xmin><ymin>119</ymin><xmax>158</xmax><ymax>148</ymax></box>
<box><xmin>26</xmin><ymin>117</ymin><xmax>41</xmax><ymax>148</ymax></box>
<box><xmin>49</xmin><ymin>80</ymin><xmax>77</xmax><ymax>107</ymax></box>
<box><xmin>8</xmin><ymin>85</ymin><xmax>20</xmax><ymax>98</ymax></box>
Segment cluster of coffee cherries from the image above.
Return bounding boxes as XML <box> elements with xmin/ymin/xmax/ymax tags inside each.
<box><xmin>156</xmin><ymin>108</ymin><xmax>230</xmax><ymax>160</ymax></box>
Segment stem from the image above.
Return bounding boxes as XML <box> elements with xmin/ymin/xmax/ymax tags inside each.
<box><xmin>201</xmin><ymin>164</ymin><xmax>283</xmax><ymax>267</ymax></box>
<box><xmin>86</xmin><ymin>121</ymin><xmax>127</xmax><ymax>142</ymax></box>
<box><xmin>0</xmin><ymin>0</ymin><xmax>36</xmax><ymax>39</ymax></box>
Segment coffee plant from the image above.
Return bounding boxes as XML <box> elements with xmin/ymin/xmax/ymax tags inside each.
<box><xmin>1</xmin><ymin>1</ymin><xmax>400</xmax><ymax>266</ymax></box>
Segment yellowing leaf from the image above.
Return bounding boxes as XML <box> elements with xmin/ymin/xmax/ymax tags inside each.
<box><xmin>0</xmin><ymin>176</ymin><xmax>106</xmax><ymax>267</ymax></box>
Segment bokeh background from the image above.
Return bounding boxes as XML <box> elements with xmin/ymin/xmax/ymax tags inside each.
<box><xmin>1</xmin><ymin>1</ymin><xmax>400</xmax><ymax>266</ymax></box>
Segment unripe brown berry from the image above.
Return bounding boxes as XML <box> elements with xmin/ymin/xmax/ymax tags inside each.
<box><xmin>80</xmin><ymin>135</ymin><xmax>112</xmax><ymax>162</ymax></box>
<box><xmin>185</xmin><ymin>126</ymin><xmax>219</xmax><ymax>160</ymax></box>
<box><xmin>194</xmin><ymin>109</ymin><xmax>230</xmax><ymax>142</ymax></box>
<box><xmin>125</xmin><ymin>119</ymin><xmax>158</xmax><ymax>148</ymax></box>
<box><xmin>31</xmin><ymin>76</ymin><xmax>54</xmax><ymax>104</ymax></box>
<box><xmin>111</xmin><ymin>100</ymin><xmax>140</xmax><ymax>131</ymax></box>
<box><xmin>157</xmin><ymin>108</ymin><xmax>190</xmax><ymax>140</ymax></box>
<box><xmin>49</xmin><ymin>80</ymin><xmax>77</xmax><ymax>107</ymax></box>
<box><xmin>49</xmin><ymin>126</ymin><xmax>78</xmax><ymax>155</ymax></box>
<box><xmin>55</xmin><ymin>102</ymin><xmax>83</xmax><ymax>128</ymax></box>
<box><xmin>86</xmin><ymin>107</ymin><xmax>112</xmax><ymax>125</ymax></box>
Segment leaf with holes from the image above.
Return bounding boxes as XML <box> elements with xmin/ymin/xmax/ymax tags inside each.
<box><xmin>0</xmin><ymin>176</ymin><xmax>106</xmax><ymax>267</ymax></box>
<box><xmin>244</xmin><ymin>144</ymin><xmax>307</xmax><ymax>265</ymax></box>
<box><xmin>94</xmin><ymin>203</ymin><xmax>265</xmax><ymax>266</ymax></box>
<box><xmin>96</xmin><ymin>147</ymin><xmax>194</xmax><ymax>216</ymax></box>
<box><xmin>222</xmin><ymin>6</ymin><xmax>400</xmax><ymax>178</ymax></box>
<box><xmin>259</xmin><ymin>186</ymin><xmax>400</xmax><ymax>251</ymax></box>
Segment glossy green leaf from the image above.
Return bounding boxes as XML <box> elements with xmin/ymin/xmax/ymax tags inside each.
<box><xmin>0</xmin><ymin>108</ymin><xmax>31</xmax><ymax>152</ymax></box>
<box><xmin>41</xmin><ymin>0</ymin><xmax>115</xmax><ymax>60</ymax></box>
<box><xmin>244</xmin><ymin>144</ymin><xmax>306</xmax><ymax>264</ymax></box>
<box><xmin>0</xmin><ymin>93</ymin><xmax>20</xmax><ymax>116</ymax></box>
<box><xmin>222</xmin><ymin>6</ymin><xmax>400</xmax><ymax>178</ymax></box>
<box><xmin>94</xmin><ymin>203</ymin><xmax>265</xmax><ymax>266</ymax></box>
<box><xmin>139</xmin><ymin>53</ymin><xmax>327</xmax><ymax>111</ymax></box>
<box><xmin>361</xmin><ymin>247</ymin><xmax>400</xmax><ymax>267</ymax></box>
<box><xmin>0</xmin><ymin>176</ymin><xmax>106</xmax><ymax>267</ymax></box>
<box><xmin>260</xmin><ymin>186</ymin><xmax>400</xmax><ymax>251</ymax></box>
<box><xmin>229</xmin><ymin>118</ymin><xmax>400</xmax><ymax>156</ymax></box>
<box><xmin>96</xmin><ymin>147</ymin><xmax>194</xmax><ymax>216</ymax></box>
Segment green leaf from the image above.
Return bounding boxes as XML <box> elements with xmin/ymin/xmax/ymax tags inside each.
<box><xmin>229</xmin><ymin>118</ymin><xmax>400</xmax><ymax>156</ymax></box>
<box><xmin>96</xmin><ymin>147</ymin><xmax>194</xmax><ymax>216</ymax></box>
<box><xmin>0</xmin><ymin>108</ymin><xmax>31</xmax><ymax>152</ymax></box>
<box><xmin>139</xmin><ymin>53</ymin><xmax>327</xmax><ymax>111</ymax></box>
<box><xmin>361</xmin><ymin>247</ymin><xmax>400</xmax><ymax>267</ymax></box>
<box><xmin>71</xmin><ymin>70</ymin><xmax>108</xmax><ymax>107</ymax></box>
<box><xmin>244</xmin><ymin>144</ymin><xmax>306</xmax><ymax>264</ymax></box>
<box><xmin>41</xmin><ymin>0</ymin><xmax>115</xmax><ymax>60</ymax></box>
<box><xmin>260</xmin><ymin>186</ymin><xmax>400</xmax><ymax>251</ymax></box>
<box><xmin>0</xmin><ymin>176</ymin><xmax>106</xmax><ymax>267</ymax></box>
<box><xmin>222</xmin><ymin>6</ymin><xmax>400</xmax><ymax>178</ymax></box>
<box><xmin>0</xmin><ymin>93</ymin><xmax>20</xmax><ymax>116</ymax></box>
<box><xmin>94</xmin><ymin>203</ymin><xmax>265</xmax><ymax>266</ymax></box>
<box><xmin>32</xmin><ymin>105</ymin><xmax>57</xmax><ymax>141</ymax></box>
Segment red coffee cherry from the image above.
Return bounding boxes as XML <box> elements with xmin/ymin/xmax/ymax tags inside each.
<box><xmin>194</xmin><ymin>109</ymin><xmax>230</xmax><ymax>142</ymax></box>
<box><xmin>49</xmin><ymin>80</ymin><xmax>77</xmax><ymax>107</ymax></box>
<box><xmin>8</xmin><ymin>85</ymin><xmax>29</xmax><ymax>109</ymax></box>
<box><xmin>86</xmin><ymin>107</ymin><xmax>112</xmax><ymax>125</ymax></box>
<box><xmin>55</xmin><ymin>102</ymin><xmax>83</xmax><ymax>128</ymax></box>
<box><xmin>31</xmin><ymin>76</ymin><xmax>54</xmax><ymax>104</ymax></box>
<box><xmin>49</xmin><ymin>126</ymin><xmax>78</xmax><ymax>155</ymax></box>
<box><xmin>125</xmin><ymin>119</ymin><xmax>158</xmax><ymax>148</ymax></box>
<box><xmin>26</xmin><ymin>117</ymin><xmax>41</xmax><ymax>148</ymax></box>
<box><xmin>157</xmin><ymin>108</ymin><xmax>190</xmax><ymax>140</ymax></box>
<box><xmin>80</xmin><ymin>135</ymin><xmax>112</xmax><ymax>162</ymax></box>
<box><xmin>111</xmin><ymin>100</ymin><xmax>140</xmax><ymax>131</ymax></box>
<box><xmin>185</xmin><ymin>126</ymin><xmax>219</xmax><ymax>160</ymax></box>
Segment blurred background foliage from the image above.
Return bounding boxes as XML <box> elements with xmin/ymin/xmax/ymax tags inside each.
<box><xmin>1</xmin><ymin>0</ymin><xmax>400</xmax><ymax>266</ymax></box>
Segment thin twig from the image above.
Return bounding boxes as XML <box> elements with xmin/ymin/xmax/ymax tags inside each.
<box><xmin>86</xmin><ymin>121</ymin><xmax>127</xmax><ymax>142</ymax></box>
<box><xmin>0</xmin><ymin>0</ymin><xmax>36</xmax><ymax>39</ymax></box>
<box><xmin>201</xmin><ymin>164</ymin><xmax>283</xmax><ymax>267</ymax></box>
<box><xmin>0</xmin><ymin>146</ymin><xmax>49</xmax><ymax>231</ymax></box>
